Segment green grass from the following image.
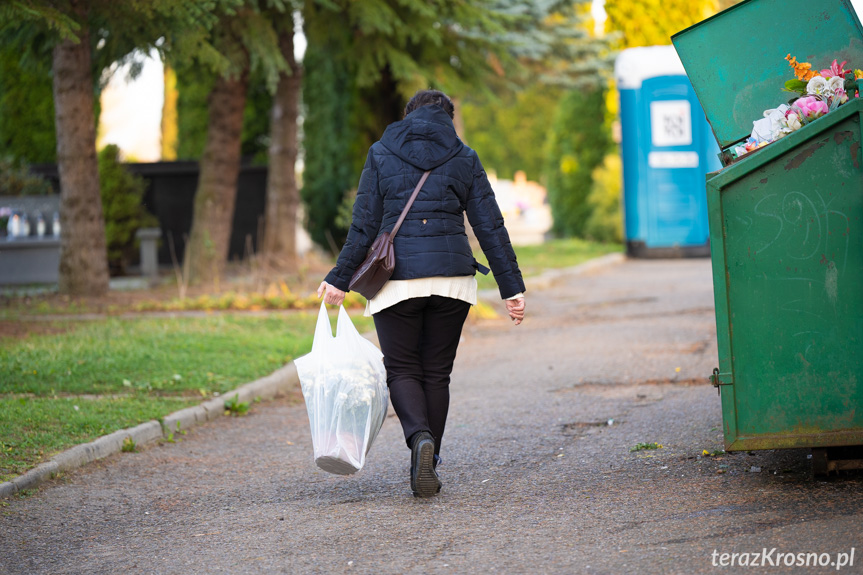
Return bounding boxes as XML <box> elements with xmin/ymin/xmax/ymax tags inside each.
<box><xmin>474</xmin><ymin>237</ymin><xmax>621</xmax><ymax>291</ymax></box>
<box><xmin>0</xmin><ymin>395</ymin><xmax>200</xmax><ymax>480</ymax></box>
<box><xmin>0</xmin><ymin>311</ymin><xmax>375</xmax><ymax>482</ymax></box>
<box><xmin>0</xmin><ymin>296</ymin><xmax>94</xmax><ymax>321</ymax></box>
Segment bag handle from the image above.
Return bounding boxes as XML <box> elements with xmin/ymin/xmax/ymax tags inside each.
<box><xmin>335</xmin><ymin>304</ymin><xmax>360</xmax><ymax>339</ymax></box>
<box><xmin>311</xmin><ymin>301</ymin><xmax>333</xmax><ymax>353</ymax></box>
<box><xmin>388</xmin><ymin>170</ymin><xmax>431</xmax><ymax>242</ymax></box>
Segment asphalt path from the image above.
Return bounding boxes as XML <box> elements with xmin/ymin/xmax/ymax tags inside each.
<box><xmin>2</xmin><ymin>259</ymin><xmax>861</xmax><ymax>574</ymax></box>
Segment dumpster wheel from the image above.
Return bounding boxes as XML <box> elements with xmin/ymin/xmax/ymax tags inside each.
<box><xmin>811</xmin><ymin>447</ymin><xmax>863</xmax><ymax>476</ymax></box>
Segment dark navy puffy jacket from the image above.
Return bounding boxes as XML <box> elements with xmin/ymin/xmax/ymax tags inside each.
<box><xmin>325</xmin><ymin>105</ymin><xmax>525</xmax><ymax>299</ymax></box>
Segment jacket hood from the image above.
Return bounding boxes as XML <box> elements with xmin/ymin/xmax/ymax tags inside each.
<box><xmin>379</xmin><ymin>105</ymin><xmax>465</xmax><ymax>170</ymax></box>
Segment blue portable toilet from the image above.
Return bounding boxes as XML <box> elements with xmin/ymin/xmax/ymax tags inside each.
<box><xmin>615</xmin><ymin>45</ymin><xmax>722</xmax><ymax>257</ymax></box>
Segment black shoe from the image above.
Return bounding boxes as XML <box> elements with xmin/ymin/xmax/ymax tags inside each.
<box><xmin>410</xmin><ymin>432</ymin><xmax>441</xmax><ymax>498</ymax></box>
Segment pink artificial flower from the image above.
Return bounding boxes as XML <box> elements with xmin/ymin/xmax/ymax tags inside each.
<box><xmin>795</xmin><ymin>96</ymin><xmax>829</xmax><ymax>120</ymax></box>
<box><xmin>836</xmin><ymin>86</ymin><xmax>849</xmax><ymax>105</ymax></box>
<box><xmin>784</xmin><ymin>109</ymin><xmax>803</xmax><ymax>130</ymax></box>
<box><xmin>820</xmin><ymin>59</ymin><xmax>849</xmax><ymax>78</ymax></box>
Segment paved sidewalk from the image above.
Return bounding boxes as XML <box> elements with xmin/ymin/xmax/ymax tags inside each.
<box><xmin>1</xmin><ymin>259</ymin><xmax>861</xmax><ymax>574</ymax></box>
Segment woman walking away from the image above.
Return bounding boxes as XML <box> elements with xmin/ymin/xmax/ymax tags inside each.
<box><xmin>317</xmin><ymin>89</ymin><xmax>526</xmax><ymax>498</ymax></box>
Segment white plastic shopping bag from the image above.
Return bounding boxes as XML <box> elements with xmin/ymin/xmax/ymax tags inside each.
<box><xmin>295</xmin><ymin>303</ymin><xmax>388</xmax><ymax>475</ymax></box>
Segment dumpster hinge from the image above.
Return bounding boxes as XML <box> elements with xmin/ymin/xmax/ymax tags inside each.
<box><xmin>710</xmin><ymin>367</ymin><xmax>733</xmax><ymax>395</ymax></box>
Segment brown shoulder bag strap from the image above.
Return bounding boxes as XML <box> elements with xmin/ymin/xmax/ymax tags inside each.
<box><xmin>388</xmin><ymin>170</ymin><xmax>431</xmax><ymax>241</ymax></box>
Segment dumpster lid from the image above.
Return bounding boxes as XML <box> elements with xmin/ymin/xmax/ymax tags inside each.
<box><xmin>671</xmin><ymin>0</ymin><xmax>863</xmax><ymax>150</ymax></box>
<box><xmin>615</xmin><ymin>46</ymin><xmax>686</xmax><ymax>90</ymax></box>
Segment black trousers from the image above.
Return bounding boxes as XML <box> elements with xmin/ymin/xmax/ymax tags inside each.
<box><xmin>373</xmin><ymin>295</ymin><xmax>471</xmax><ymax>455</ymax></box>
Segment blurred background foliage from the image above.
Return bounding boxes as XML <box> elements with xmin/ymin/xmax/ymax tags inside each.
<box><xmin>0</xmin><ymin>46</ymin><xmax>57</xmax><ymax>165</ymax></box>
<box><xmin>173</xmin><ymin>63</ymin><xmax>273</xmax><ymax>163</ymax></box>
<box><xmin>0</xmin><ymin>157</ymin><xmax>53</xmax><ymax>197</ymax></box>
<box><xmin>545</xmin><ymin>87</ymin><xmax>613</xmax><ymax>237</ymax></box>
<box><xmin>0</xmin><ymin>0</ymin><xmax>742</xmax><ymax>255</ymax></box>
<box><xmin>604</xmin><ymin>0</ymin><xmax>718</xmax><ymax>49</ymax></box>
<box><xmin>585</xmin><ymin>153</ymin><xmax>623</xmax><ymax>243</ymax></box>
<box><xmin>98</xmin><ymin>144</ymin><xmax>158</xmax><ymax>272</ymax></box>
<box><xmin>461</xmin><ymin>84</ymin><xmax>563</xmax><ymax>183</ymax></box>
<box><xmin>300</xmin><ymin>2</ymin><xmax>358</xmax><ymax>250</ymax></box>
<box><xmin>299</xmin><ymin>0</ymin><xmax>619</xmax><ymax>245</ymax></box>
<box><xmin>299</xmin><ymin>0</ymin><xmax>530</xmax><ymax>249</ymax></box>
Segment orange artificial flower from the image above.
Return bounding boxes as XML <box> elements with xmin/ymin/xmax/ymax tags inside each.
<box><xmin>786</xmin><ymin>53</ymin><xmax>819</xmax><ymax>81</ymax></box>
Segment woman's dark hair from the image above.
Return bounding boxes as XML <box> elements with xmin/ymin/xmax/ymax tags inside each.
<box><xmin>404</xmin><ymin>89</ymin><xmax>455</xmax><ymax>119</ymax></box>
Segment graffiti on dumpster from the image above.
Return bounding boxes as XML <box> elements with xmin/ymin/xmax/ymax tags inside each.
<box><xmin>746</xmin><ymin>189</ymin><xmax>850</xmax><ymax>277</ymax></box>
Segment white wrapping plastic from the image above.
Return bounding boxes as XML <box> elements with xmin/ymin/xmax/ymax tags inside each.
<box><xmin>295</xmin><ymin>303</ymin><xmax>388</xmax><ymax>475</ymax></box>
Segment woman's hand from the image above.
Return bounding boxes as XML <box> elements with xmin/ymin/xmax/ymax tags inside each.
<box><xmin>505</xmin><ymin>297</ymin><xmax>525</xmax><ymax>325</ymax></box>
<box><xmin>317</xmin><ymin>281</ymin><xmax>346</xmax><ymax>307</ymax></box>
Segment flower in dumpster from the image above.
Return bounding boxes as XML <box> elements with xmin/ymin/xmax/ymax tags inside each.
<box><xmin>739</xmin><ymin>54</ymin><xmax>860</xmax><ymax>158</ymax></box>
<box><xmin>794</xmin><ymin>96</ymin><xmax>828</xmax><ymax>121</ymax></box>
<box><xmin>806</xmin><ymin>76</ymin><xmax>829</xmax><ymax>96</ymax></box>
<box><xmin>827</xmin><ymin>76</ymin><xmax>849</xmax><ymax>105</ymax></box>
<box><xmin>820</xmin><ymin>59</ymin><xmax>849</xmax><ymax>79</ymax></box>
<box><xmin>774</xmin><ymin>109</ymin><xmax>801</xmax><ymax>138</ymax></box>
<box><xmin>783</xmin><ymin>110</ymin><xmax>802</xmax><ymax>131</ymax></box>
<box><xmin>786</xmin><ymin>53</ymin><xmax>818</xmax><ymax>81</ymax></box>
<box><xmin>807</xmin><ymin>75</ymin><xmax>850</xmax><ymax>105</ymax></box>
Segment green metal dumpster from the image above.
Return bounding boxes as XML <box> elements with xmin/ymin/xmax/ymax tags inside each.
<box><xmin>672</xmin><ymin>0</ymin><xmax>863</xmax><ymax>468</ymax></box>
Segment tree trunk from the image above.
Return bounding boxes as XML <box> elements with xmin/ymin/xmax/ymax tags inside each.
<box><xmin>52</xmin><ymin>0</ymin><xmax>110</xmax><ymax>296</ymax></box>
<box><xmin>262</xmin><ymin>26</ymin><xmax>301</xmax><ymax>273</ymax></box>
<box><xmin>186</xmin><ymin>73</ymin><xmax>248</xmax><ymax>285</ymax></box>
